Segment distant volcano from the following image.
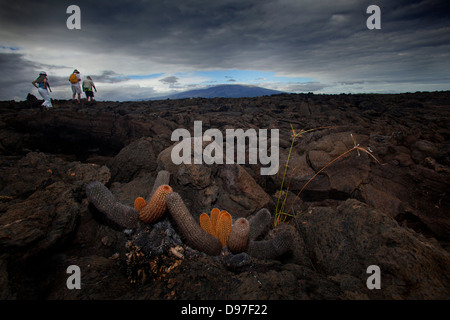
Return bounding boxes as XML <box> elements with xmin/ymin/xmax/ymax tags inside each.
<box><xmin>148</xmin><ymin>84</ymin><xmax>286</xmax><ymax>100</ymax></box>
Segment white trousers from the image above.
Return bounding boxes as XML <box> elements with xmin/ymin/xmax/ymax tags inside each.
<box><xmin>38</xmin><ymin>88</ymin><xmax>53</xmax><ymax>108</ymax></box>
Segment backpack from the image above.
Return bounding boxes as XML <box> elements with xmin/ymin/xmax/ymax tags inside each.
<box><xmin>69</xmin><ymin>73</ymin><xmax>78</xmax><ymax>84</ymax></box>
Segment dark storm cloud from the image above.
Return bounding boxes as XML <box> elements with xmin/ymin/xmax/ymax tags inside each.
<box><xmin>0</xmin><ymin>53</ymin><xmax>34</xmax><ymax>100</ymax></box>
<box><xmin>0</xmin><ymin>0</ymin><xmax>449</xmax><ymax>100</ymax></box>
<box><xmin>0</xmin><ymin>53</ymin><xmax>65</xmax><ymax>100</ymax></box>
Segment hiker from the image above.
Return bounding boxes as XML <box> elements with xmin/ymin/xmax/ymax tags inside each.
<box><xmin>32</xmin><ymin>71</ymin><xmax>53</xmax><ymax>110</ymax></box>
<box><xmin>82</xmin><ymin>76</ymin><xmax>97</xmax><ymax>102</ymax></box>
<box><xmin>69</xmin><ymin>69</ymin><xmax>82</xmax><ymax>103</ymax></box>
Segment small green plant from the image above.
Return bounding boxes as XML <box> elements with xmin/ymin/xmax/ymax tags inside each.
<box><xmin>274</xmin><ymin>126</ymin><xmax>382</xmax><ymax>227</ymax></box>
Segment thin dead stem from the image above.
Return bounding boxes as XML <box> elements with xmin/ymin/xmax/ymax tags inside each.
<box><xmin>274</xmin><ymin>130</ymin><xmax>383</xmax><ymax>227</ymax></box>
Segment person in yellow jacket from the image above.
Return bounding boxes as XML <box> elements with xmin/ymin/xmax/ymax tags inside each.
<box><xmin>69</xmin><ymin>69</ymin><xmax>82</xmax><ymax>103</ymax></box>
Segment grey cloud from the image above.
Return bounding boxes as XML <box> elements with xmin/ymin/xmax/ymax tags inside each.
<box><xmin>91</xmin><ymin>71</ymin><xmax>129</xmax><ymax>83</ymax></box>
<box><xmin>96</xmin><ymin>84</ymin><xmax>158</xmax><ymax>102</ymax></box>
<box><xmin>159</xmin><ymin>76</ymin><xmax>179</xmax><ymax>85</ymax></box>
<box><xmin>225</xmin><ymin>76</ymin><xmax>236</xmax><ymax>82</ymax></box>
<box><xmin>49</xmin><ymin>70</ymin><xmax>129</xmax><ymax>89</ymax></box>
<box><xmin>0</xmin><ymin>0</ymin><xmax>449</xmax><ymax>99</ymax></box>
<box><xmin>0</xmin><ymin>53</ymin><xmax>61</xmax><ymax>100</ymax></box>
<box><xmin>283</xmin><ymin>82</ymin><xmax>329</xmax><ymax>93</ymax></box>
<box><xmin>159</xmin><ymin>76</ymin><xmax>181</xmax><ymax>89</ymax></box>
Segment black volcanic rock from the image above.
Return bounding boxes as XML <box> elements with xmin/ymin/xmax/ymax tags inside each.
<box><xmin>295</xmin><ymin>199</ymin><xmax>450</xmax><ymax>299</ymax></box>
<box><xmin>0</xmin><ymin>92</ymin><xmax>449</xmax><ymax>300</ymax></box>
<box><xmin>107</xmin><ymin>137</ymin><xmax>158</xmax><ymax>183</ymax></box>
<box><xmin>26</xmin><ymin>93</ymin><xmax>38</xmax><ymax>102</ymax></box>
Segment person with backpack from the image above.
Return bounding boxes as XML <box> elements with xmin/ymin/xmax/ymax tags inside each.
<box><xmin>69</xmin><ymin>69</ymin><xmax>82</xmax><ymax>103</ymax></box>
<box><xmin>32</xmin><ymin>71</ymin><xmax>53</xmax><ymax>110</ymax></box>
<box><xmin>82</xmin><ymin>76</ymin><xmax>97</xmax><ymax>102</ymax></box>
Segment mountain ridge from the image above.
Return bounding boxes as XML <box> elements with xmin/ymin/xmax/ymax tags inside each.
<box><xmin>146</xmin><ymin>84</ymin><xmax>286</xmax><ymax>100</ymax></box>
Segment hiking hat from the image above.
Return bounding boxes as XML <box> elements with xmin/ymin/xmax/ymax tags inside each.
<box><xmin>73</xmin><ymin>69</ymin><xmax>79</xmax><ymax>73</ymax></box>
<box><xmin>40</xmin><ymin>71</ymin><xmax>47</xmax><ymax>75</ymax></box>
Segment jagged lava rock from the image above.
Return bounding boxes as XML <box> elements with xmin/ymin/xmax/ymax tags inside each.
<box><xmin>295</xmin><ymin>199</ymin><xmax>450</xmax><ymax>299</ymax></box>
<box><xmin>0</xmin><ymin>153</ymin><xmax>110</xmax><ymax>257</ymax></box>
<box><xmin>0</xmin><ymin>92</ymin><xmax>449</xmax><ymax>300</ymax></box>
<box><xmin>156</xmin><ymin>138</ymin><xmax>273</xmax><ymax>218</ymax></box>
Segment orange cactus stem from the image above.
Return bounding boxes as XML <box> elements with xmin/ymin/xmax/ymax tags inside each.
<box><xmin>216</xmin><ymin>210</ymin><xmax>232</xmax><ymax>247</ymax></box>
<box><xmin>138</xmin><ymin>184</ymin><xmax>173</xmax><ymax>224</ymax></box>
<box><xmin>199</xmin><ymin>208</ymin><xmax>233</xmax><ymax>247</ymax></box>
<box><xmin>200</xmin><ymin>213</ymin><xmax>215</xmax><ymax>236</ymax></box>
<box><xmin>210</xmin><ymin>208</ymin><xmax>220</xmax><ymax>230</ymax></box>
<box><xmin>134</xmin><ymin>197</ymin><xmax>147</xmax><ymax>211</ymax></box>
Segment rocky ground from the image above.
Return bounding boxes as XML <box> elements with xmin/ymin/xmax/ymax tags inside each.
<box><xmin>0</xmin><ymin>91</ymin><xmax>449</xmax><ymax>300</ymax></box>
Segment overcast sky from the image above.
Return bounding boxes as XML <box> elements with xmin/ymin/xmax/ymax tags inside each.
<box><xmin>0</xmin><ymin>0</ymin><xmax>449</xmax><ymax>101</ymax></box>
